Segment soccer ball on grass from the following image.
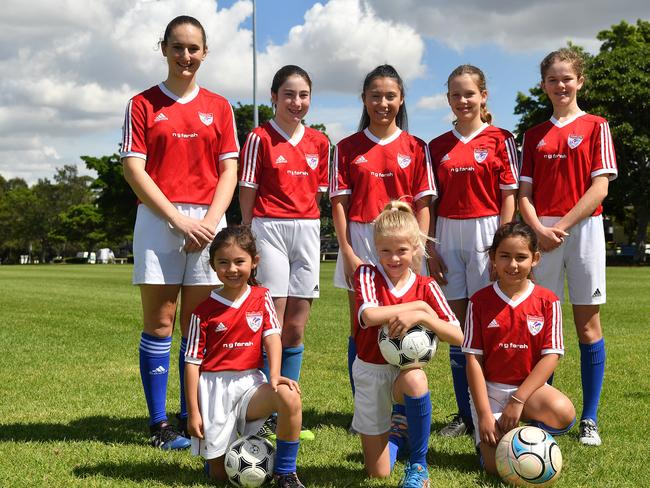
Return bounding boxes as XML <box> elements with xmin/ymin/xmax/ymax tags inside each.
<box><xmin>224</xmin><ymin>434</ymin><xmax>275</xmax><ymax>487</ymax></box>
<box><xmin>495</xmin><ymin>426</ymin><xmax>562</xmax><ymax>487</ymax></box>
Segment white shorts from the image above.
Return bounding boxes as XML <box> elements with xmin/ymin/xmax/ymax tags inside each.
<box><xmin>435</xmin><ymin>215</ymin><xmax>499</xmax><ymax>300</ymax></box>
<box><xmin>535</xmin><ymin>216</ymin><xmax>606</xmax><ymax>305</ymax></box>
<box><xmin>334</xmin><ymin>221</ymin><xmax>427</xmax><ymax>290</ymax></box>
<box><xmin>252</xmin><ymin>217</ymin><xmax>321</xmax><ymax>298</ymax></box>
<box><xmin>132</xmin><ymin>203</ymin><xmax>226</xmax><ymax>285</ymax></box>
<box><xmin>351</xmin><ymin>357</ymin><xmax>400</xmax><ymax>435</ymax></box>
<box><xmin>191</xmin><ymin>369</ymin><xmax>267</xmax><ymax>459</ymax></box>
<box><xmin>469</xmin><ymin>381</ymin><xmax>517</xmax><ymax>446</ymax></box>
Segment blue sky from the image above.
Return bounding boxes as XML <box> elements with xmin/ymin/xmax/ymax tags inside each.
<box><xmin>0</xmin><ymin>0</ymin><xmax>646</xmax><ymax>182</ymax></box>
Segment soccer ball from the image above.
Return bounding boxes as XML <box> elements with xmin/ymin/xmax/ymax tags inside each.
<box><xmin>495</xmin><ymin>426</ymin><xmax>562</xmax><ymax>487</ymax></box>
<box><xmin>378</xmin><ymin>323</ymin><xmax>438</xmax><ymax>369</ymax></box>
<box><xmin>224</xmin><ymin>434</ymin><xmax>275</xmax><ymax>487</ymax></box>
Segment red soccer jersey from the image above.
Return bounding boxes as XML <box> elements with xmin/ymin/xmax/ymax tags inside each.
<box><xmin>429</xmin><ymin>124</ymin><xmax>519</xmax><ymax>219</ymax></box>
<box><xmin>354</xmin><ymin>264</ymin><xmax>459</xmax><ymax>364</ymax></box>
<box><xmin>462</xmin><ymin>281</ymin><xmax>564</xmax><ymax>385</ymax></box>
<box><xmin>239</xmin><ymin>120</ymin><xmax>330</xmax><ymax>219</ymax></box>
<box><xmin>121</xmin><ymin>83</ymin><xmax>239</xmax><ymax>206</ymax></box>
<box><xmin>185</xmin><ymin>286</ymin><xmax>281</xmax><ymax>372</ymax></box>
<box><xmin>520</xmin><ymin>112</ymin><xmax>617</xmax><ymax>217</ymax></box>
<box><xmin>329</xmin><ymin>129</ymin><xmax>436</xmax><ymax>223</ymax></box>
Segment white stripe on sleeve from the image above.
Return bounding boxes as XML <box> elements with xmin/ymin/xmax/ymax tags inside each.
<box><xmin>186</xmin><ymin>313</ymin><xmax>202</xmax><ymax>359</ymax></box>
<box><xmin>462</xmin><ymin>301</ymin><xmax>474</xmax><ymax>349</ymax></box>
<box><xmin>427</xmin><ymin>281</ymin><xmax>456</xmax><ymax>323</ymax></box>
<box><xmin>505</xmin><ymin>136</ymin><xmax>519</xmax><ymax>181</ymax></box>
<box><xmin>265</xmin><ymin>291</ymin><xmax>282</xmax><ymax>331</ymax></box>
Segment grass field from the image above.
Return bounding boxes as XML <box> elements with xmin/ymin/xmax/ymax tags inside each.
<box><xmin>0</xmin><ymin>263</ymin><xmax>649</xmax><ymax>487</ymax></box>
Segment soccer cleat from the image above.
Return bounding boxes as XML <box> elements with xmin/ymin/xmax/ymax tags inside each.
<box><xmin>149</xmin><ymin>421</ymin><xmax>191</xmax><ymax>450</ymax></box>
<box><xmin>273</xmin><ymin>472</ymin><xmax>305</xmax><ymax>488</ymax></box>
<box><xmin>399</xmin><ymin>462</ymin><xmax>429</xmax><ymax>488</ymax></box>
<box><xmin>579</xmin><ymin>418</ymin><xmax>602</xmax><ymax>446</ymax></box>
<box><xmin>257</xmin><ymin>416</ymin><xmax>278</xmax><ymax>440</ymax></box>
<box><xmin>390</xmin><ymin>412</ymin><xmax>410</xmax><ymax>459</ymax></box>
<box><xmin>438</xmin><ymin>413</ymin><xmax>472</xmax><ymax>437</ymax></box>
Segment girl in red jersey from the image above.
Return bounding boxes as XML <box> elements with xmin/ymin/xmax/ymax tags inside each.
<box><xmin>463</xmin><ymin>222</ymin><xmax>575</xmax><ymax>474</ymax></box>
<box><xmin>185</xmin><ymin>226</ymin><xmax>305</xmax><ymax>488</ymax></box>
<box><xmin>353</xmin><ymin>202</ymin><xmax>462</xmax><ymax>486</ymax></box>
<box><xmin>428</xmin><ymin>65</ymin><xmax>519</xmax><ymax>438</ymax></box>
<box><xmin>239</xmin><ymin>67</ymin><xmax>329</xmax><ymax>440</ymax></box>
<box><xmin>121</xmin><ymin>16</ymin><xmax>239</xmax><ymax>449</ymax></box>
<box><xmin>519</xmin><ymin>49</ymin><xmax>617</xmax><ymax>446</ymax></box>
<box><xmin>330</xmin><ymin>64</ymin><xmax>437</xmax><ymax>404</ymax></box>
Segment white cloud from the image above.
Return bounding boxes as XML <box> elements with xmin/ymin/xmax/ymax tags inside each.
<box><xmin>257</xmin><ymin>0</ymin><xmax>426</xmax><ymax>96</ymax></box>
<box><xmin>367</xmin><ymin>0</ymin><xmax>648</xmax><ymax>53</ymax></box>
<box><xmin>416</xmin><ymin>93</ymin><xmax>448</xmax><ymax>111</ymax></box>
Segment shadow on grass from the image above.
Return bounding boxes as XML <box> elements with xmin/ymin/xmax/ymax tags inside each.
<box><xmin>303</xmin><ymin>407</ymin><xmax>354</xmax><ymax>430</ymax></box>
<box><xmin>0</xmin><ymin>415</ymin><xmax>149</xmax><ymax>445</ymax></box>
<box><xmin>74</xmin><ymin>460</ymin><xmax>370</xmax><ymax>487</ymax></box>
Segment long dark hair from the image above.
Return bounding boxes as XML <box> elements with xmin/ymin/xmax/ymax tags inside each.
<box><xmin>357</xmin><ymin>64</ymin><xmax>408</xmax><ymax>132</ymax></box>
<box><xmin>160</xmin><ymin>15</ymin><xmax>207</xmax><ymax>50</ymax></box>
<box><xmin>209</xmin><ymin>226</ymin><xmax>260</xmax><ymax>286</ymax></box>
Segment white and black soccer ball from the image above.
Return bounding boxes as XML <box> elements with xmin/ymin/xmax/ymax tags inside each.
<box><xmin>378</xmin><ymin>323</ymin><xmax>438</xmax><ymax>369</ymax></box>
<box><xmin>495</xmin><ymin>426</ymin><xmax>563</xmax><ymax>487</ymax></box>
<box><xmin>224</xmin><ymin>434</ymin><xmax>275</xmax><ymax>487</ymax></box>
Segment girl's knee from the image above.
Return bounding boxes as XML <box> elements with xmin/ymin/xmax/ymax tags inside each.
<box><xmin>276</xmin><ymin>385</ymin><xmax>302</xmax><ymax>414</ymax></box>
<box><xmin>396</xmin><ymin>368</ymin><xmax>429</xmax><ymax>397</ymax></box>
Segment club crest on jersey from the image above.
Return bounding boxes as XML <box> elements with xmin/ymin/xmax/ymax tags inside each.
<box><xmin>305</xmin><ymin>154</ymin><xmax>319</xmax><ymax>170</ymax></box>
<box><xmin>246</xmin><ymin>312</ymin><xmax>263</xmax><ymax>332</ymax></box>
<box><xmin>526</xmin><ymin>315</ymin><xmax>544</xmax><ymax>336</ymax></box>
<box><xmin>198</xmin><ymin>112</ymin><xmax>213</xmax><ymax>126</ymax></box>
<box><xmin>567</xmin><ymin>134</ymin><xmax>583</xmax><ymax>149</ymax></box>
<box><xmin>474</xmin><ymin>148</ymin><xmax>489</xmax><ymax>163</ymax></box>
<box><xmin>397</xmin><ymin>153</ymin><xmax>412</xmax><ymax>169</ymax></box>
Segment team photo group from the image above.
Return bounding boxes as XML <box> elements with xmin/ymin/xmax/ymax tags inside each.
<box><xmin>120</xmin><ymin>14</ymin><xmax>617</xmax><ymax>488</ymax></box>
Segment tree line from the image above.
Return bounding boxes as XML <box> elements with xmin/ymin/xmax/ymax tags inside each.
<box><xmin>0</xmin><ymin>19</ymin><xmax>647</xmax><ymax>264</ymax></box>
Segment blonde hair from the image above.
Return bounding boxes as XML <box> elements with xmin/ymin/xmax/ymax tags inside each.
<box><xmin>447</xmin><ymin>64</ymin><xmax>492</xmax><ymax>125</ymax></box>
<box><xmin>374</xmin><ymin>201</ymin><xmax>431</xmax><ymax>272</ymax></box>
<box><xmin>540</xmin><ymin>48</ymin><xmax>585</xmax><ymax>81</ymax></box>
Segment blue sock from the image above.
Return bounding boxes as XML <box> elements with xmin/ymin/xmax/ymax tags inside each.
<box><xmin>450</xmin><ymin>346</ymin><xmax>471</xmax><ymax>422</ymax></box>
<box><xmin>260</xmin><ymin>349</ymin><xmax>270</xmax><ymax>382</ymax></box>
<box><xmin>178</xmin><ymin>336</ymin><xmax>188</xmax><ymax>420</ymax></box>
<box><xmin>533</xmin><ymin>417</ymin><xmax>576</xmax><ymax>436</ymax></box>
<box><xmin>348</xmin><ymin>336</ymin><xmax>356</xmax><ymax>395</ymax></box>
<box><xmin>281</xmin><ymin>344</ymin><xmax>305</xmax><ymax>382</ymax></box>
<box><xmin>389</xmin><ymin>404</ymin><xmax>407</xmax><ymax>471</ymax></box>
<box><xmin>274</xmin><ymin>439</ymin><xmax>300</xmax><ymax>474</ymax></box>
<box><xmin>580</xmin><ymin>338</ymin><xmax>605</xmax><ymax>422</ymax></box>
<box><xmin>547</xmin><ymin>372</ymin><xmax>555</xmax><ymax>386</ymax></box>
<box><xmin>405</xmin><ymin>392</ymin><xmax>431</xmax><ymax>467</ymax></box>
<box><xmin>139</xmin><ymin>332</ymin><xmax>172</xmax><ymax>425</ymax></box>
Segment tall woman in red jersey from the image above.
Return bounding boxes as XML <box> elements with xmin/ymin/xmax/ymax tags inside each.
<box><xmin>239</xmin><ymin>66</ymin><xmax>329</xmax><ymax>438</ymax></box>
<box><xmin>330</xmin><ymin>64</ymin><xmax>437</xmax><ymax>402</ymax></box>
<box><xmin>121</xmin><ymin>16</ymin><xmax>239</xmax><ymax>449</ymax></box>
<box><xmin>519</xmin><ymin>49</ymin><xmax>617</xmax><ymax>446</ymax></box>
<box><xmin>428</xmin><ymin>65</ymin><xmax>519</xmax><ymax>437</ymax></box>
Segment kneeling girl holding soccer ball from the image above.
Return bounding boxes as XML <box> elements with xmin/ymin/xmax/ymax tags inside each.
<box><xmin>353</xmin><ymin>201</ymin><xmax>463</xmax><ymax>487</ymax></box>
<box><xmin>463</xmin><ymin>222</ymin><xmax>576</xmax><ymax>475</ymax></box>
<box><xmin>184</xmin><ymin>226</ymin><xmax>305</xmax><ymax>488</ymax></box>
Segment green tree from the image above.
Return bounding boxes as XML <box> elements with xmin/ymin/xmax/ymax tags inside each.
<box><xmin>82</xmin><ymin>154</ymin><xmax>137</xmax><ymax>249</ymax></box>
<box><xmin>585</xmin><ymin>20</ymin><xmax>650</xmax><ymax>262</ymax></box>
<box><xmin>513</xmin><ymin>21</ymin><xmax>650</xmax><ymax>262</ymax></box>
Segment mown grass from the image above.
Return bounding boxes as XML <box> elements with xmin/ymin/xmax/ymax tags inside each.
<box><xmin>0</xmin><ymin>264</ymin><xmax>648</xmax><ymax>487</ymax></box>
